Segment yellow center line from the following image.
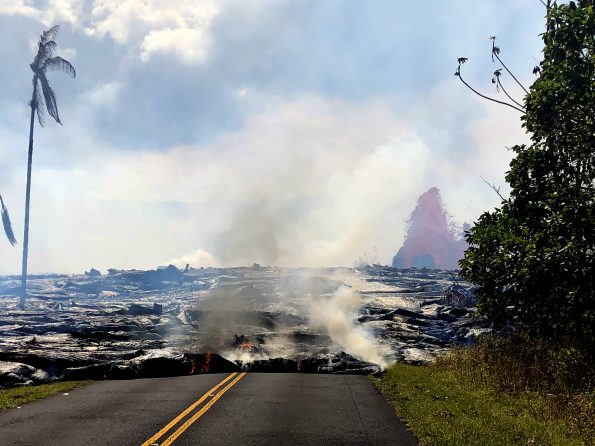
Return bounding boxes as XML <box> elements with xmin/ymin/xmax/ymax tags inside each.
<box><xmin>141</xmin><ymin>372</ymin><xmax>238</xmax><ymax>446</ymax></box>
<box><xmin>159</xmin><ymin>372</ymin><xmax>247</xmax><ymax>446</ymax></box>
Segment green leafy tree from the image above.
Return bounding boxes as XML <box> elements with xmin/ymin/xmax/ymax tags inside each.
<box><xmin>20</xmin><ymin>26</ymin><xmax>76</xmax><ymax>307</ymax></box>
<box><xmin>460</xmin><ymin>1</ymin><xmax>594</xmax><ymax>349</ymax></box>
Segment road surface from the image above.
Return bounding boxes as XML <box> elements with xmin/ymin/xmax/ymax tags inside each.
<box><xmin>0</xmin><ymin>373</ymin><xmax>417</xmax><ymax>445</ymax></box>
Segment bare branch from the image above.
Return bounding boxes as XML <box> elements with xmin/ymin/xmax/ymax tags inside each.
<box><xmin>480</xmin><ymin>176</ymin><xmax>505</xmax><ymax>201</ymax></box>
<box><xmin>497</xmin><ymin>78</ymin><xmax>526</xmax><ymax>109</ymax></box>
<box><xmin>492</xmin><ymin>42</ymin><xmax>530</xmax><ymax>95</ymax></box>
<box><xmin>455</xmin><ymin>65</ymin><xmax>525</xmax><ymax>113</ymax></box>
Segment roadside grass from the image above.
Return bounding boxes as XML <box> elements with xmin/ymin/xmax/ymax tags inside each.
<box><xmin>373</xmin><ymin>338</ymin><xmax>595</xmax><ymax>446</ymax></box>
<box><xmin>0</xmin><ymin>381</ymin><xmax>88</xmax><ymax>411</ymax></box>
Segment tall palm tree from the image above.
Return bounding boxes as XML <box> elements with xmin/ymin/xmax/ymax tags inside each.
<box><xmin>20</xmin><ymin>25</ymin><xmax>75</xmax><ymax>307</ymax></box>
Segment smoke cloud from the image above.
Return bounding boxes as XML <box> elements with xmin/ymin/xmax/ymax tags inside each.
<box><xmin>0</xmin><ymin>94</ymin><xmax>525</xmax><ymax>274</ymax></box>
<box><xmin>308</xmin><ymin>285</ymin><xmax>391</xmax><ymax>368</ymax></box>
<box><xmin>168</xmin><ymin>249</ymin><xmax>220</xmax><ymax>269</ymax></box>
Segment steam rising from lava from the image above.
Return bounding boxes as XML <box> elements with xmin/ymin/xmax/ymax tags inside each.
<box><xmin>308</xmin><ymin>286</ymin><xmax>391</xmax><ymax>369</ymax></box>
<box><xmin>183</xmin><ymin>270</ymin><xmax>392</xmax><ymax>369</ymax></box>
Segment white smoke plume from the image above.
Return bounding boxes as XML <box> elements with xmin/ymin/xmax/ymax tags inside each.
<box><xmin>167</xmin><ymin>248</ymin><xmax>220</xmax><ymax>269</ymax></box>
<box><xmin>308</xmin><ymin>285</ymin><xmax>392</xmax><ymax>369</ymax></box>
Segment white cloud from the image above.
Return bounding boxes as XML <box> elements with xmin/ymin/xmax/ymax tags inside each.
<box><xmin>81</xmin><ymin>82</ymin><xmax>121</xmax><ymax>106</ymax></box>
<box><xmin>44</xmin><ymin>0</ymin><xmax>84</xmax><ymax>27</ymax></box>
<box><xmin>0</xmin><ymin>0</ymin><xmax>83</xmax><ymax>26</ymax></box>
<box><xmin>60</xmin><ymin>47</ymin><xmax>77</xmax><ymax>60</ymax></box>
<box><xmin>0</xmin><ymin>0</ymin><xmax>41</xmax><ymax>20</ymax></box>
<box><xmin>1</xmin><ymin>0</ymin><xmax>218</xmax><ymax>63</ymax></box>
<box><xmin>86</xmin><ymin>0</ymin><xmax>218</xmax><ymax>62</ymax></box>
<box><xmin>140</xmin><ymin>27</ymin><xmax>209</xmax><ymax>63</ymax></box>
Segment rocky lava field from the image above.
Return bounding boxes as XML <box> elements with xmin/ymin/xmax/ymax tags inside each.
<box><xmin>0</xmin><ymin>266</ymin><xmax>486</xmax><ymax>386</ymax></box>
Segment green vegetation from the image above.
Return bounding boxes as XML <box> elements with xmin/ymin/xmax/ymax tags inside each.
<box><xmin>373</xmin><ymin>339</ymin><xmax>595</xmax><ymax>446</ymax></box>
<box><xmin>382</xmin><ymin>4</ymin><xmax>595</xmax><ymax>443</ymax></box>
<box><xmin>432</xmin><ymin>1</ymin><xmax>595</xmax><ymax>440</ymax></box>
<box><xmin>0</xmin><ymin>381</ymin><xmax>87</xmax><ymax>411</ymax></box>
<box><xmin>461</xmin><ymin>1</ymin><xmax>594</xmax><ymax>350</ymax></box>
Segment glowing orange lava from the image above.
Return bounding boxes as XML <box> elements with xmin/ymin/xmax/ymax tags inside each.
<box><xmin>200</xmin><ymin>352</ymin><xmax>212</xmax><ymax>373</ymax></box>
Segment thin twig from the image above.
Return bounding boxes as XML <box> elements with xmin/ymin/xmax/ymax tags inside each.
<box><xmin>480</xmin><ymin>176</ymin><xmax>505</xmax><ymax>201</ymax></box>
<box><xmin>497</xmin><ymin>78</ymin><xmax>526</xmax><ymax>109</ymax></box>
<box><xmin>456</xmin><ymin>69</ymin><xmax>526</xmax><ymax>113</ymax></box>
<box><xmin>492</xmin><ymin>47</ymin><xmax>529</xmax><ymax>95</ymax></box>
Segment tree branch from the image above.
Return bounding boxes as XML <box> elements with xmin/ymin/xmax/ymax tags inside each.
<box><xmin>497</xmin><ymin>78</ymin><xmax>526</xmax><ymax>110</ymax></box>
<box><xmin>492</xmin><ymin>44</ymin><xmax>530</xmax><ymax>95</ymax></box>
<box><xmin>480</xmin><ymin>176</ymin><xmax>505</xmax><ymax>201</ymax></box>
<box><xmin>456</xmin><ymin>68</ymin><xmax>526</xmax><ymax>113</ymax></box>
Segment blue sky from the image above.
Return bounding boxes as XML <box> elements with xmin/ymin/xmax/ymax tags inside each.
<box><xmin>0</xmin><ymin>0</ymin><xmax>548</xmax><ymax>273</ymax></box>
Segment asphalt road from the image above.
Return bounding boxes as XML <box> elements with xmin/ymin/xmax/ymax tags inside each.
<box><xmin>0</xmin><ymin>373</ymin><xmax>418</xmax><ymax>445</ymax></box>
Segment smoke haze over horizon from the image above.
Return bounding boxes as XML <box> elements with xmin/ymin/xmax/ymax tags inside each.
<box><xmin>0</xmin><ymin>1</ymin><xmax>541</xmax><ymax>274</ymax></box>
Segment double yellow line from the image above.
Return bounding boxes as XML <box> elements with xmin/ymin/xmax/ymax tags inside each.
<box><xmin>141</xmin><ymin>372</ymin><xmax>246</xmax><ymax>446</ymax></box>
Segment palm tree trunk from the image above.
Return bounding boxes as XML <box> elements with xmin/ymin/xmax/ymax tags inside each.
<box><xmin>20</xmin><ymin>82</ymin><xmax>37</xmax><ymax>308</ymax></box>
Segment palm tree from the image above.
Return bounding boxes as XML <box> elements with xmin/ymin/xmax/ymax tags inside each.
<box><xmin>20</xmin><ymin>25</ymin><xmax>75</xmax><ymax>307</ymax></box>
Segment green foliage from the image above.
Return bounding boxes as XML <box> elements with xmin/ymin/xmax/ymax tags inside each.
<box><xmin>460</xmin><ymin>2</ymin><xmax>595</xmax><ymax>349</ymax></box>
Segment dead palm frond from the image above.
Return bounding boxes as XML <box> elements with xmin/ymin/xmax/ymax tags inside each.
<box><xmin>29</xmin><ymin>25</ymin><xmax>76</xmax><ymax>126</ymax></box>
<box><xmin>0</xmin><ymin>195</ymin><xmax>17</xmax><ymax>246</ymax></box>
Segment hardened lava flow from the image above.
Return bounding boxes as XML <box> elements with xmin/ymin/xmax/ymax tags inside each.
<box><xmin>0</xmin><ymin>265</ymin><xmax>486</xmax><ymax>386</ymax></box>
